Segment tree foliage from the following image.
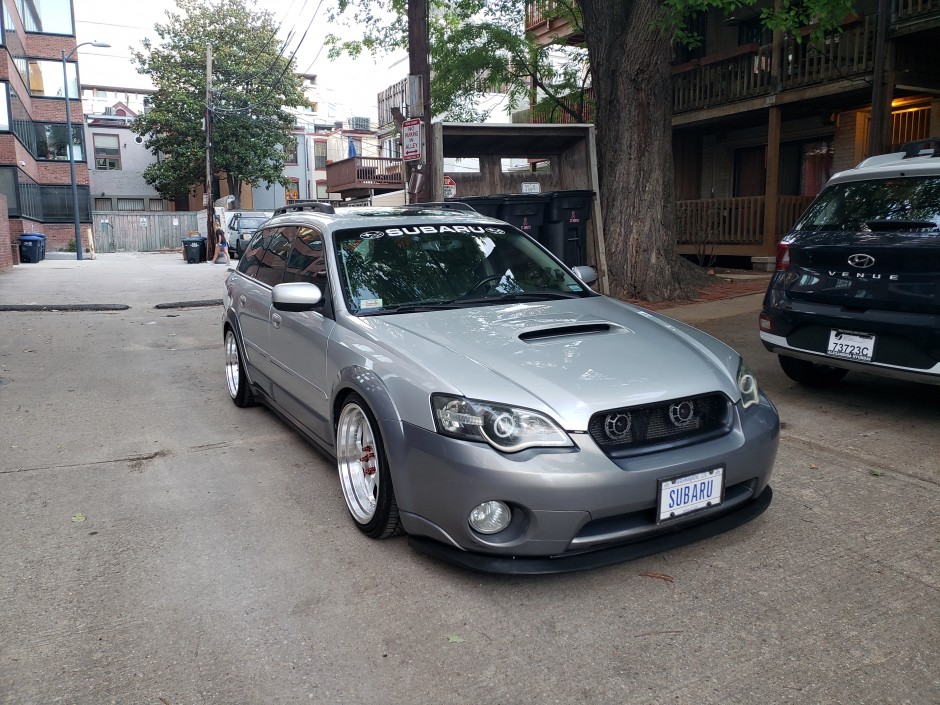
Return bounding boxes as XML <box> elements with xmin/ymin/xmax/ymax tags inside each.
<box><xmin>132</xmin><ymin>0</ymin><xmax>308</xmax><ymax>202</ymax></box>
<box><xmin>331</xmin><ymin>0</ymin><xmax>858</xmax><ymax>300</ymax></box>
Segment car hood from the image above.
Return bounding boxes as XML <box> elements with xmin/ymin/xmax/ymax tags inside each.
<box><xmin>354</xmin><ymin>298</ymin><xmax>741</xmax><ymax>429</ymax></box>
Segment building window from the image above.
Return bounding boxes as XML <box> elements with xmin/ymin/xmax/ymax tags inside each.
<box><xmin>94</xmin><ymin>134</ymin><xmax>121</xmax><ymax>170</ymax></box>
<box><xmin>149</xmin><ymin>199</ymin><xmax>165</xmax><ymax>211</ymax></box>
<box><xmin>314</xmin><ymin>141</ymin><xmax>327</xmax><ymax>169</ymax></box>
<box><xmin>95</xmin><ymin>197</ymin><xmax>112</xmax><ymax>210</ymax></box>
<box><xmin>16</xmin><ymin>0</ymin><xmax>75</xmax><ymax>34</ymax></box>
<box><xmin>284</xmin><ymin>136</ymin><xmax>298</xmax><ymax>164</ymax></box>
<box><xmin>117</xmin><ymin>198</ymin><xmax>144</xmax><ymax>211</ymax></box>
<box><xmin>26</xmin><ymin>59</ymin><xmax>78</xmax><ymax>97</ymax></box>
<box><xmin>286</xmin><ymin>178</ymin><xmax>300</xmax><ymax>202</ymax></box>
<box><xmin>36</xmin><ymin>123</ymin><xmax>83</xmax><ymax>161</ymax></box>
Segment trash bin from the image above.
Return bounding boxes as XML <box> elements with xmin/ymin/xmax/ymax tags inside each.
<box><xmin>182</xmin><ymin>236</ymin><xmax>207</xmax><ymax>264</ymax></box>
<box><xmin>23</xmin><ymin>232</ymin><xmax>47</xmax><ymax>260</ymax></box>
<box><xmin>17</xmin><ymin>234</ymin><xmax>43</xmax><ymax>264</ymax></box>
<box><xmin>497</xmin><ymin>193</ymin><xmax>551</xmax><ymax>242</ymax></box>
<box><xmin>447</xmin><ymin>195</ymin><xmax>505</xmax><ymax>219</ymax></box>
<box><xmin>543</xmin><ymin>190</ymin><xmax>594</xmax><ymax>266</ymax></box>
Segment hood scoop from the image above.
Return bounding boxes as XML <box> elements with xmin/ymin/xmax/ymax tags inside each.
<box><xmin>518</xmin><ymin>322</ymin><xmax>616</xmax><ymax>342</ymax></box>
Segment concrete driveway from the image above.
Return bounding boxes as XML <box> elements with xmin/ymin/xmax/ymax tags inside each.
<box><xmin>0</xmin><ymin>254</ymin><xmax>936</xmax><ymax>704</ymax></box>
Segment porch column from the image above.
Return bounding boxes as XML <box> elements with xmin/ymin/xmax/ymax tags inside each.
<box><xmin>762</xmin><ymin>106</ymin><xmax>781</xmax><ymax>256</ymax></box>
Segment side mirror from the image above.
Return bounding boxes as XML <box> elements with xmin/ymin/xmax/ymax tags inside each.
<box><xmin>571</xmin><ymin>265</ymin><xmax>598</xmax><ymax>286</ymax></box>
<box><xmin>272</xmin><ymin>282</ymin><xmax>323</xmax><ymax>311</ymax></box>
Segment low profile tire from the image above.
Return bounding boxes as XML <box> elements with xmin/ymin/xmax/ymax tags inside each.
<box><xmin>336</xmin><ymin>393</ymin><xmax>403</xmax><ymax>539</ymax></box>
<box><xmin>778</xmin><ymin>355</ymin><xmax>849</xmax><ymax>386</ymax></box>
<box><xmin>224</xmin><ymin>328</ymin><xmax>254</xmax><ymax>407</ymax></box>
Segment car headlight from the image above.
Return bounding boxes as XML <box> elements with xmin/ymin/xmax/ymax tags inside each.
<box><xmin>431</xmin><ymin>394</ymin><xmax>572</xmax><ymax>453</ymax></box>
<box><xmin>737</xmin><ymin>359</ymin><xmax>760</xmax><ymax>409</ymax></box>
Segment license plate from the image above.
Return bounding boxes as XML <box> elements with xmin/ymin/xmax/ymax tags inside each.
<box><xmin>657</xmin><ymin>467</ymin><xmax>724</xmax><ymax>523</ymax></box>
<box><xmin>827</xmin><ymin>329</ymin><xmax>875</xmax><ymax>362</ymax></box>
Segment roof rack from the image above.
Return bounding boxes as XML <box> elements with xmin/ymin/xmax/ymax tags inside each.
<box><xmin>401</xmin><ymin>201</ymin><xmax>477</xmax><ymax>213</ymax></box>
<box><xmin>273</xmin><ymin>201</ymin><xmax>336</xmax><ymax>216</ymax></box>
<box><xmin>900</xmin><ymin>138</ymin><xmax>940</xmax><ymax>159</ymax></box>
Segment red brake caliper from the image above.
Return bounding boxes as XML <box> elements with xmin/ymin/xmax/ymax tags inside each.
<box><xmin>360</xmin><ymin>446</ymin><xmax>377</xmax><ymax>475</ymax></box>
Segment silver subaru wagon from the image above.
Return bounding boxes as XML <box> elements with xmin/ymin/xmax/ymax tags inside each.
<box><xmin>223</xmin><ymin>202</ymin><xmax>779</xmax><ymax>573</ymax></box>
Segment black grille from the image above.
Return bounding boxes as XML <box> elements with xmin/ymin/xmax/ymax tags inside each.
<box><xmin>588</xmin><ymin>394</ymin><xmax>731</xmax><ymax>457</ymax></box>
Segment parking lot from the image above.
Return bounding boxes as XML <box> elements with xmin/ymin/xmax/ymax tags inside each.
<box><xmin>0</xmin><ymin>254</ymin><xmax>936</xmax><ymax>704</ymax></box>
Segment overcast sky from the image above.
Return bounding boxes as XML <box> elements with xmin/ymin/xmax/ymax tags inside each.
<box><xmin>72</xmin><ymin>0</ymin><xmax>408</xmax><ymax>119</ymax></box>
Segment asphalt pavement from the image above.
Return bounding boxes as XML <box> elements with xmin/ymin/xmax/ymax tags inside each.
<box><xmin>0</xmin><ymin>253</ymin><xmax>936</xmax><ymax>705</ymax></box>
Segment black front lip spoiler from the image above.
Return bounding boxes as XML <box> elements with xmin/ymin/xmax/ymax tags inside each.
<box><xmin>408</xmin><ymin>486</ymin><xmax>773</xmax><ymax>575</ymax></box>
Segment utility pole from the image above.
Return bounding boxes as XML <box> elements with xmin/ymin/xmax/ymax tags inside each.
<box><xmin>868</xmin><ymin>0</ymin><xmax>891</xmax><ymax>157</ymax></box>
<box><xmin>205</xmin><ymin>45</ymin><xmax>215</xmax><ymax>258</ymax></box>
<box><xmin>408</xmin><ymin>0</ymin><xmax>432</xmax><ymax>203</ymax></box>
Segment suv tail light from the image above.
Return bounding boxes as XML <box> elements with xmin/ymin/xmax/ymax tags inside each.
<box><xmin>775</xmin><ymin>242</ymin><xmax>790</xmax><ymax>271</ymax></box>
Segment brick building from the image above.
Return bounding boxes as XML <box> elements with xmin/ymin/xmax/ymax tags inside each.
<box><xmin>0</xmin><ymin>0</ymin><xmax>88</xmax><ymax>271</ymax></box>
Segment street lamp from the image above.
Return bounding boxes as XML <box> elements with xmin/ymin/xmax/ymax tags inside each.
<box><xmin>62</xmin><ymin>40</ymin><xmax>110</xmax><ymax>260</ymax></box>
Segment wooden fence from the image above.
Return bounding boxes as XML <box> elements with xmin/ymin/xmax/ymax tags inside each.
<box><xmin>92</xmin><ymin>211</ymin><xmax>202</xmax><ymax>253</ymax></box>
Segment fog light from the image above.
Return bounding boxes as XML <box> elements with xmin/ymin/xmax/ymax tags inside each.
<box><xmin>468</xmin><ymin>501</ymin><xmax>511</xmax><ymax>534</ymax></box>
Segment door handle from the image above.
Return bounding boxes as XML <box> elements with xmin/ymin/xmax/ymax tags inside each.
<box><xmin>238</xmin><ymin>295</ymin><xmax>246</xmax><ymax>308</ymax></box>
<box><xmin>271</xmin><ymin>313</ymin><xmax>282</xmax><ymax>329</ymax></box>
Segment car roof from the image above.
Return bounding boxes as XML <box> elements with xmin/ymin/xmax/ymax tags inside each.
<box><xmin>827</xmin><ymin>138</ymin><xmax>940</xmax><ymax>186</ymax></box>
<box><xmin>263</xmin><ymin>205</ymin><xmax>509</xmax><ymax>232</ymax></box>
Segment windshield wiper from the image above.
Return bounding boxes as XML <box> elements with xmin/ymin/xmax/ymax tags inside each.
<box><xmin>360</xmin><ymin>300</ymin><xmax>459</xmax><ymax>315</ymax></box>
<box><xmin>455</xmin><ymin>291</ymin><xmax>581</xmax><ymax>305</ymax></box>
<box><xmin>863</xmin><ymin>219</ymin><xmax>939</xmax><ymax>232</ymax></box>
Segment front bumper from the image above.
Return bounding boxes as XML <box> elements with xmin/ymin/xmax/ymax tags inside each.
<box><xmin>408</xmin><ymin>486</ymin><xmax>772</xmax><ymax>574</ymax></box>
<box><xmin>381</xmin><ymin>394</ymin><xmax>779</xmax><ymax>572</ymax></box>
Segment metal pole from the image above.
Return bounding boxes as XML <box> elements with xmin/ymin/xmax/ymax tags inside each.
<box><xmin>205</xmin><ymin>45</ymin><xmax>215</xmax><ymax>259</ymax></box>
<box><xmin>62</xmin><ymin>49</ymin><xmax>83</xmax><ymax>260</ymax></box>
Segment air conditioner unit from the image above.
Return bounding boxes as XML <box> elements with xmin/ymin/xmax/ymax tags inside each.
<box><xmin>349</xmin><ymin>116</ymin><xmax>370</xmax><ymax>131</ymax></box>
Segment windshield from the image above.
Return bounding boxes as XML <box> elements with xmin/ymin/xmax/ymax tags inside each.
<box><xmin>238</xmin><ymin>217</ymin><xmax>267</xmax><ymax>231</ymax></box>
<box><xmin>332</xmin><ymin>223</ymin><xmax>591</xmax><ymax>314</ymax></box>
<box><xmin>795</xmin><ymin>176</ymin><xmax>940</xmax><ymax>232</ymax></box>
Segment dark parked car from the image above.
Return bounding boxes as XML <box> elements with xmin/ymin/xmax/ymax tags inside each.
<box><xmin>224</xmin><ymin>201</ymin><xmax>778</xmax><ymax>573</ymax></box>
<box><xmin>760</xmin><ymin>139</ymin><xmax>940</xmax><ymax>386</ymax></box>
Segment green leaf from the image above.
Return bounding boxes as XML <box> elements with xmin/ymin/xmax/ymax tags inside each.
<box><xmin>445</xmin><ymin>635</ymin><xmax>465</xmax><ymax>643</ymax></box>
<box><xmin>72</xmin><ymin>513</ymin><xmax>86</xmax><ymax>522</ymax></box>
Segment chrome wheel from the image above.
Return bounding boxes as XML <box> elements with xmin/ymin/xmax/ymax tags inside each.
<box><xmin>224</xmin><ymin>329</ymin><xmax>240</xmax><ymax>399</ymax></box>
<box><xmin>336</xmin><ymin>402</ymin><xmax>380</xmax><ymax>524</ymax></box>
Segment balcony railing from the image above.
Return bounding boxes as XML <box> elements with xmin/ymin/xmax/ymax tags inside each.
<box><xmin>325</xmin><ymin>157</ymin><xmax>404</xmax><ymax>194</ymax></box>
<box><xmin>672</xmin><ymin>43</ymin><xmax>773</xmax><ymax>114</ymax></box>
<box><xmin>676</xmin><ymin>195</ymin><xmax>814</xmax><ymax>251</ymax></box>
<box><xmin>897</xmin><ymin>0</ymin><xmax>940</xmax><ymax>19</ymax></box>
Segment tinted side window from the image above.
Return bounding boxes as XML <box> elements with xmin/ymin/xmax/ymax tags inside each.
<box><xmin>283</xmin><ymin>226</ymin><xmax>327</xmax><ymax>285</ymax></box>
<box><xmin>254</xmin><ymin>227</ymin><xmax>293</xmax><ymax>287</ymax></box>
<box><xmin>237</xmin><ymin>227</ymin><xmax>271</xmax><ymax>278</ymax></box>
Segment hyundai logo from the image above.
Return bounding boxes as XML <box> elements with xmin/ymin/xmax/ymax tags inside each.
<box><xmin>848</xmin><ymin>254</ymin><xmax>875</xmax><ymax>269</ymax></box>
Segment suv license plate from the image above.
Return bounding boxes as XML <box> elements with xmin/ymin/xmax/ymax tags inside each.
<box><xmin>827</xmin><ymin>329</ymin><xmax>875</xmax><ymax>362</ymax></box>
<box><xmin>657</xmin><ymin>467</ymin><xmax>724</xmax><ymax>523</ymax></box>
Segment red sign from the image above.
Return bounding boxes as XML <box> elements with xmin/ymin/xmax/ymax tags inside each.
<box><xmin>443</xmin><ymin>175</ymin><xmax>456</xmax><ymax>198</ymax></box>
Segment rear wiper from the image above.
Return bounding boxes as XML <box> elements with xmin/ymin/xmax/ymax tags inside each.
<box><xmin>863</xmin><ymin>220</ymin><xmax>939</xmax><ymax>232</ymax></box>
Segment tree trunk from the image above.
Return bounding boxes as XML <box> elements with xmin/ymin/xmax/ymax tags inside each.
<box><xmin>580</xmin><ymin>0</ymin><xmax>705</xmax><ymax>302</ymax></box>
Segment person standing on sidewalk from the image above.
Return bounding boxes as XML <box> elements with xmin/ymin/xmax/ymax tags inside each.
<box><xmin>213</xmin><ymin>225</ymin><xmax>230</xmax><ymax>264</ymax></box>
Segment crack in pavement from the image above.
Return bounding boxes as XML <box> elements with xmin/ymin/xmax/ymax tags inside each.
<box><xmin>1</xmin><ymin>449</ymin><xmax>171</xmax><ymax>474</ymax></box>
